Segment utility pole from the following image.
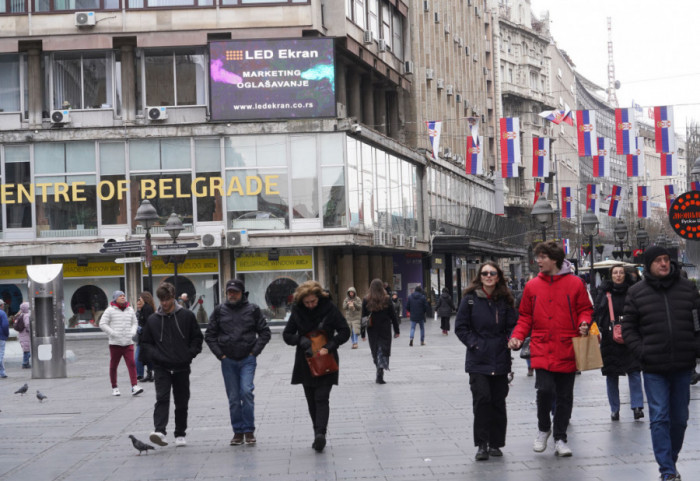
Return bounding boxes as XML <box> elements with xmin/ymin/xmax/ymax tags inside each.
<box><xmin>606</xmin><ymin>17</ymin><xmax>619</xmax><ymax>107</ymax></box>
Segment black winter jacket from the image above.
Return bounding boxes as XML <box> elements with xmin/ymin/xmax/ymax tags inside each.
<box><xmin>436</xmin><ymin>292</ymin><xmax>455</xmax><ymax>317</ymax></box>
<box><xmin>406</xmin><ymin>291</ymin><xmax>430</xmax><ymax>321</ymax></box>
<box><xmin>593</xmin><ymin>280</ymin><xmax>640</xmax><ymax>376</ymax></box>
<box><xmin>137</xmin><ymin>303</ymin><xmax>154</xmax><ymax>328</ymax></box>
<box><xmin>362</xmin><ymin>298</ymin><xmax>400</xmax><ymax>363</ymax></box>
<box><xmin>139</xmin><ymin>305</ymin><xmax>203</xmax><ymax>371</ymax></box>
<box><xmin>205</xmin><ymin>297</ymin><xmax>271</xmax><ymax>361</ymax></box>
<box><xmin>454</xmin><ymin>289</ymin><xmax>518</xmax><ymax>375</ymax></box>
<box><xmin>622</xmin><ymin>263</ymin><xmax>700</xmax><ymax>373</ymax></box>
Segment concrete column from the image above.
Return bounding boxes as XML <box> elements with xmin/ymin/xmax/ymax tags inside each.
<box><xmin>362</xmin><ymin>74</ymin><xmax>374</xmax><ymax>128</ymax></box>
<box><xmin>126</xmin><ymin>263</ymin><xmax>141</xmax><ymax>302</ymax></box>
<box><xmin>376</xmin><ymin>88</ymin><xmax>387</xmax><ymax>135</ymax></box>
<box><xmin>353</xmin><ymin>252</ymin><xmax>369</xmax><ymax>296</ymax></box>
<box><xmin>120</xmin><ymin>45</ymin><xmax>136</xmax><ymax>122</ymax></box>
<box><xmin>337</xmin><ymin>249</ymin><xmax>354</xmax><ymax>294</ymax></box>
<box><xmin>316</xmin><ymin>247</ymin><xmax>329</xmax><ymax>291</ymax></box>
<box><xmin>368</xmin><ymin>253</ymin><xmax>382</xmax><ymax>282</ymax></box>
<box><xmin>27</xmin><ymin>49</ymin><xmax>42</xmax><ymax>126</ymax></box>
<box><xmin>387</xmin><ymin>89</ymin><xmax>399</xmax><ymax>139</ymax></box>
<box><xmin>221</xmin><ymin>249</ymin><xmax>234</xmax><ymax>304</ymax></box>
<box><xmin>335</xmin><ymin>61</ymin><xmax>347</xmax><ymax>117</ymax></box>
<box><xmin>382</xmin><ymin>254</ymin><xmax>394</xmax><ymax>290</ymax></box>
<box><xmin>348</xmin><ymin>70</ymin><xmax>362</xmax><ymax>120</ymax></box>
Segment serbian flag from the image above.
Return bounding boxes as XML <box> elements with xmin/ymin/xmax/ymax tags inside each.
<box><xmin>502</xmin><ymin>161</ymin><xmax>519</xmax><ymax>178</ymax></box>
<box><xmin>539</xmin><ymin>109</ymin><xmax>573</xmax><ymax>126</ymax></box>
<box><xmin>586</xmin><ymin>183</ymin><xmax>600</xmax><ymax>215</ymax></box>
<box><xmin>615</xmin><ymin>108</ymin><xmax>636</xmax><ymax>155</ymax></box>
<box><xmin>466</xmin><ymin>136</ymin><xmax>484</xmax><ymax>175</ymax></box>
<box><xmin>626</xmin><ymin>136</ymin><xmax>645</xmax><ymax>177</ymax></box>
<box><xmin>532</xmin><ymin>136</ymin><xmax>550</xmax><ymax>177</ymax></box>
<box><xmin>664</xmin><ymin>184</ymin><xmax>676</xmax><ymax>213</ymax></box>
<box><xmin>654</xmin><ymin>106</ymin><xmax>676</xmax><ymax>154</ymax></box>
<box><xmin>576</xmin><ymin>109</ymin><xmax>597</xmax><ymax>156</ymax></box>
<box><xmin>637</xmin><ymin>185</ymin><xmax>649</xmax><ymax>218</ymax></box>
<box><xmin>426</xmin><ymin>121</ymin><xmax>442</xmax><ymax>159</ymax></box>
<box><xmin>660</xmin><ymin>152</ymin><xmax>678</xmax><ymax>176</ymax></box>
<box><xmin>561</xmin><ymin>187</ymin><xmax>573</xmax><ymax>218</ymax></box>
<box><xmin>468</xmin><ymin>116</ymin><xmax>479</xmax><ymax>145</ymax></box>
<box><xmin>563</xmin><ymin>238</ymin><xmax>570</xmax><ymax>255</ymax></box>
<box><xmin>692</xmin><ymin>181</ymin><xmax>700</xmax><ymax>191</ymax></box>
<box><xmin>592</xmin><ymin>137</ymin><xmax>610</xmax><ymax>177</ymax></box>
<box><xmin>608</xmin><ymin>185</ymin><xmax>622</xmax><ymax>217</ymax></box>
<box><xmin>534</xmin><ymin>181</ymin><xmax>548</xmax><ymax>204</ymax></box>
<box><xmin>500</xmin><ymin>117</ymin><xmax>520</xmax><ymax>165</ymax></box>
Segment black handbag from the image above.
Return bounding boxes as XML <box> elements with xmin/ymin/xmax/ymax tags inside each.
<box><xmin>519</xmin><ymin>337</ymin><xmax>531</xmax><ymax>359</ymax></box>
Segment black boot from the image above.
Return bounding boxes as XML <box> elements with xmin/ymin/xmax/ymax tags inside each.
<box><xmin>475</xmin><ymin>443</ymin><xmax>489</xmax><ymax>461</ymax></box>
<box><xmin>144</xmin><ymin>369</ymin><xmax>154</xmax><ymax>382</ymax></box>
<box><xmin>376</xmin><ymin>368</ymin><xmax>386</xmax><ymax>384</ymax></box>
<box><xmin>312</xmin><ymin>432</ymin><xmax>326</xmax><ymax>452</ymax></box>
<box><xmin>633</xmin><ymin>407</ymin><xmax>644</xmax><ymax>420</ymax></box>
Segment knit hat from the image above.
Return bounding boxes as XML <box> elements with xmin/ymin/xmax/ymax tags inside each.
<box><xmin>226</xmin><ymin>279</ymin><xmax>244</xmax><ymax>292</ymax></box>
<box><xmin>112</xmin><ymin>290</ymin><xmax>126</xmax><ymax>301</ymax></box>
<box><xmin>644</xmin><ymin>246</ymin><xmax>670</xmax><ymax>272</ymax></box>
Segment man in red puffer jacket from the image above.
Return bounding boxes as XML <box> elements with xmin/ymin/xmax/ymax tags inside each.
<box><xmin>508</xmin><ymin>241</ymin><xmax>592</xmax><ymax>458</ymax></box>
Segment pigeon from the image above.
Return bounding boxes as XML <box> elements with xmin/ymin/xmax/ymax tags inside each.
<box><xmin>36</xmin><ymin>390</ymin><xmax>47</xmax><ymax>402</ymax></box>
<box><xmin>15</xmin><ymin>383</ymin><xmax>28</xmax><ymax>396</ymax></box>
<box><xmin>129</xmin><ymin>435</ymin><xmax>155</xmax><ymax>455</ymax></box>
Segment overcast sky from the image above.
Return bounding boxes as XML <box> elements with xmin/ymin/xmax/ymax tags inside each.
<box><xmin>529</xmin><ymin>0</ymin><xmax>700</xmax><ymax>135</ymax></box>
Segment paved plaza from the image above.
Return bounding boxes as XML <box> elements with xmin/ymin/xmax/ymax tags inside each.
<box><xmin>1</xmin><ymin>319</ymin><xmax>700</xmax><ymax>481</ymax></box>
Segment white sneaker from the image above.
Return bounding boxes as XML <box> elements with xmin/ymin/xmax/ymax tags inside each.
<box><xmin>533</xmin><ymin>430</ymin><xmax>551</xmax><ymax>452</ymax></box>
<box><xmin>112</xmin><ymin>388</ymin><xmax>120</xmax><ymax>396</ymax></box>
<box><xmin>175</xmin><ymin>437</ymin><xmax>187</xmax><ymax>447</ymax></box>
<box><xmin>149</xmin><ymin>432</ymin><xmax>168</xmax><ymax>446</ymax></box>
<box><xmin>554</xmin><ymin>439</ymin><xmax>572</xmax><ymax>457</ymax></box>
<box><xmin>131</xmin><ymin>385</ymin><xmax>144</xmax><ymax>396</ymax></box>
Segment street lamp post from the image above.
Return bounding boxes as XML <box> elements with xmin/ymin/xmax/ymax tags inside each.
<box><xmin>531</xmin><ymin>196</ymin><xmax>554</xmax><ymax>242</ymax></box>
<box><xmin>636</xmin><ymin>227</ymin><xmax>649</xmax><ymax>251</ymax></box>
<box><xmin>135</xmin><ymin>200</ymin><xmax>160</xmax><ymax>293</ymax></box>
<box><xmin>581</xmin><ymin>208</ymin><xmax>600</xmax><ymax>292</ymax></box>
<box><xmin>613</xmin><ymin>219</ymin><xmax>628</xmax><ymax>260</ymax></box>
<box><xmin>164</xmin><ymin>212</ymin><xmax>184</xmax><ymax>296</ymax></box>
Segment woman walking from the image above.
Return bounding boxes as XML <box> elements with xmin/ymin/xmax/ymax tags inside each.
<box><xmin>136</xmin><ymin>292</ymin><xmax>155</xmax><ymax>382</ymax></box>
<box><xmin>594</xmin><ymin>265</ymin><xmax>644</xmax><ymax>421</ymax></box>
<box><xmin>283</xmin><ymin>281</ymin><xmax>350</xmax><ymax>452</ymax></box>
<box><xmin>16</xmin><ymin>302</ymin><xmax>31</xmax><ymax>368</ymax></box>
<box><xmin>362</xmin><ymin>279</ymin><xmax>400</xmax><ymax>384</ymax></box>
<box><xmin>436</xmin><ymin>287</ymin><xmax>456</xmax><ymax>335</ymax></box>
<box><xmin>455</xmin><ymin>261</ymin><xmax>518</xmax><ymax>461</ymax></box>
<box><xmin>342</xmin><ymin>287</ymin><xmax>362</xmax><ymax>349</ymax></box>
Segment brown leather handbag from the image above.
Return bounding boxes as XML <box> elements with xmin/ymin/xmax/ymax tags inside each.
<box><xmin>305</xmin><ymin>329</ymin><xmax>339</xmax><ymax>377</ymax></box>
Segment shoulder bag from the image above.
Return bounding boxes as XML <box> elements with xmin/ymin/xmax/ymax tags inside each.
<box><xmin>305</xmin><ymin>321</ymin><xmax>339</xmax><ymax>377</ymax></box>
<box><xmin>607</xmin><ymin>293</ymin><xmax>624</xmax><ymax>344</ymax></box>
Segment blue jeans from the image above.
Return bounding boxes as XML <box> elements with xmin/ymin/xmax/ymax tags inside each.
<box><xmin>22</xmin><ymin>350</ymin><xmax>31</xmax><ymax>367</ymax></box>
<box><xmin>221</xmin><ymin>355</ymin><xmax>257</xmax><ymax>434</ymax></box>
<box><xmin>606</xmin><ymin>371</ymin><xmax>644</xmax><ymax>412</ymax></box>
<box><xmin>350</xmin><ymin>330</ymin><xmax>358</xmax><ymax>344</ymax></box>
<box><xmin>643</xmin><ymin>370</ymin><xmax>692</xmax><ymax>476</ymax></box>
<box><xmin>0</xmin><ymin>339</ymin><xmax>6</xmax><ymax>376</ymax></box>
<box><xmin>409</xmin><ymin>320</ymin><xmax>425</xmax><ymax>342</ymax></box>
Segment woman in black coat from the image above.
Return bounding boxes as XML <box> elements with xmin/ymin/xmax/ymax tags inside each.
<box><xmin>361</xmin><ymin>278</ymin><xmax>400</xmax><ymax>384</ymax></box>
<box><xmin>594</xmin><ymin>265</ymin><xmax>644</xmax><ymax>421</ymax></box>
<box><xmin>455</xmin><ymin>261</ymin><xmax>518</xmax><ymax>461</ymax></box>
<box><xmin>283</xmin><ymin>281</ymin><xmax>350</xmax><ymax>452</ymax></box>
<box><xmin>135</xmin><ymin>291</ymin><xmax>155</xmax><ymax>382</ymax></box>
<box><xmin>436</xmin><ymin>287</ymin><xmax>456</xmax><ymax>335</ymax></box>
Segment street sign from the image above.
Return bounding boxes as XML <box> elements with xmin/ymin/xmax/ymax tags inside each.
<box><xmin>154</xmin><ymin>242</ymin><xmax>199</xmax><ymax>250</ymax></box>
<box><xmin>114</xmin><ymin>257</ymin><xmax>145</xmax><ymax>264</ymax></box>
<box><xmin>153</xmin><ymin>249</ymin><xmax>189</xmax><ymax>256</ymax></box>
<box><xmin>102</xmin><ymin>240</ymin><xmax>143</xmax><ymax>248</ymax></box>
<box><xmin>99</xmin><ymin>246</ymin><xmax>146</xmax><ymax>254</ymax></box>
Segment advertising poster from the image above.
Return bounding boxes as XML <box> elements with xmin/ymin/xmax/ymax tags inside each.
<box><xmin>209</xmin><ymin>38</ymin><xmax>336</xmax><ymax>121</ymax></box>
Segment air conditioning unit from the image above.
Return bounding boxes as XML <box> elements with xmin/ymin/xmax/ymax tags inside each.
<box><xmin>465</xmin><ymin>46</ymin><xmax>470</xmax><ymax>56</ymax></box>
<box><xmin>434</xmin><ymin>12</ymin><xmax>440</xmax><ymax>23</ymax></box>
<box><xmin>423</xmin><ymin>0</ymin><xmax>429</xmax><ymax>12</ymax></box>
<box><xmin>444</xmin><ymin>23</ymin><xmax>450</xmax><ymax>34</ymax></box>
<box><xmin>443</xmin><ymin>147</ymin><xmax>452</xmax><ymax>158</ymax></box>
<box><xmin>226</xmin><ymin>230</ymin><xmax>249</xmax><ymax>248</ymax></box>
<box><xmin>75</xmin><ymin>11</ymin><xmax>95</xmax><ymax>27</ymax></box>
<box><xmin>483</xmin><ymin>67</ymin><xmax>489</xmax><ymax>76</ymax></box>
<box><xmin>409</xmin><ymin>236</ymin><xmax>417</xmax><ymax>248</ymax></box>
<box><xmin>146</xmin><ymin>106</ymin><xmax>168</xmax><ymax>120</ymax></box>
<box><xmin>456</xmin><ymin>93</ymin><xmax>462</xmax><ymax>103</ymax></box>
<box><xmin>457</xmin><ymin>37</ymin><xmax>463</xmax><ymax>47</ymax></box>
<box><xmin>446</xmin><ymin>85</ymin><xmax>454</xmax><ymax>96</ymax></box>
<box><xmin>436</xmin><ymin>78</ymin><xmax>445</xmax><ymax>89</ymax></box>
<box><xmin>377</xmin><ymin>39</ymin><xmax>387</xmax><ymax>52</ymax></box>
<box><xmin>385</xmin><ymin>233</ymin><xmax>394</xmax><ymax>246</ymax></box>
<box><xmin>475</xmin><ymin>6</ymin><xmax>480</xmax><ymax>17</ymax></box>
<box><xmin>50</xmin><ymin>109</ymin><xmax>71</xmax><ymax>124</ymax></box>
<box><xmin>396</xmin><ymin>234</ymin><xmax>405</xmax><ymax>247</ymax></box>
<box><xmin>362</xmin><ymin>30</ymin><xmax>373</xmax><ymax>44</ymax></box>
<box><xmin>404</xmin><ymin>61</ymin><xmax>414</xmax><ymax>75</ymax></box>
<box><xmin>373</xmin><ymin>229</ymin><xmax>385</xmax><ymax>246</ymax></box>
<box><xmin>200</xmin><ymin>229</ymin><xmax>224</xmax><ymax>248</ymax></box>
<box><xmin>425</xmin><ymin>68</ymin><xmax>434</xmax><ymax>80</ymax></box>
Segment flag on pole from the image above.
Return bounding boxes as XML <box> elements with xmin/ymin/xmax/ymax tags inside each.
<box><xmin>534</xmin><ymin>181</ymin><xmax>548</xmax><ymax>204</ymax></box>
<box><xmin>467</xmin><ymin>116</ymin><xmax>480</xmax><ymax>145</ymax></box>
<box><xmin>501</xmin><ymin>161</ymin><xmax>519</xmax><ymax>178</ymax></box>
<box><xmin>660</xmin><ymin>152</ymin><xmax>678</xmax><ymax>176</ymax></box>
<box><xmin>426</xmin><ymin>120</ymin><xmax>442</xmax><ymax>159</ymax></box>
<box><xmin>592</xmin><ymin>137</ymin><xmax>610</xmax><ymax>177</ymax></box>
<box><xmin>615</xmin><ymin>108</ymin><xmax>636</xmax><ymax>155</ymax></box>
<box><xmin>586</xmin><ymin>184</ymin><xmax>600</xmax><ymax>215</ymax></box>
<box><xmin>466</xmin><ymin>136</ymin><xmax>484</xmax><ymax>175</ymax></box>
<box><xmin>626</xmin><ymin>136</ymin><xmax>645</xmax><ymax>177</ymax></box>
<box><xmin>637</xmin><ymin>185</ymin><xmax>649</xmax><ymax>218</ymax></box>
<box><xmin>576</xmin><ymin>110</ymin><xmax>597</xmax><ymax>156</ymax></box>
<box><xmin>561</xmin><ymin>186</ymin><xmax>573</xmax><ymax>218</ymax></box>
<box><xmin>692</xmin><ymin>181</ymin><xmax>700</xmax><ymax>191</ymax></box>
<box><xmin>608</xmin><ymin>185</ymin><xmax>623</xmax><ymax>217</ymax></box>
<box><xmin>499</xmin><ymin>117</ymin><xmax>521</xmax><ymax>165</ymax></box>
<box><xmin>532</xmin><ymin>136</ymin><xmax>550</xmax><ymax>177</ymax></box>
<box><xmin>664</xmin><ymin>184</ymin><xmax>676</xmax><ymax>213</ymax></box>
<box><xmin>654</xmin><ymin>106</ymin><xmax>676</xmax><ymax>154</ymax></box>
<box><xmin>539</xmin><ymin>109</ymin><xmax>573</xmax><ymax>126</ymax></box>
<box><xmin>563</xmin><ymin>238</ymin><xmax>570</xmax><ymax>255</ymax></box>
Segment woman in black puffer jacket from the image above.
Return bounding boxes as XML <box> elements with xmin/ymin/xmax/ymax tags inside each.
<box><xmin>593</xmin><ymin>266</ymin><xmax>643</xmax><ymax>422</ymax></box>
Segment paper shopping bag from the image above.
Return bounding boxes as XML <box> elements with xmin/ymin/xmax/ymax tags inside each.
<box><xmin>572</xmin><ymin>334</ymin><xmax>603</xmax><ymax>371</ymax></box>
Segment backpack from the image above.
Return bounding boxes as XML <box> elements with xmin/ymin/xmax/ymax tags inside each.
<box><xmin>14</xmin><ymin>314</ymin><xmax>25</xmax><ymax>332</ymax></box>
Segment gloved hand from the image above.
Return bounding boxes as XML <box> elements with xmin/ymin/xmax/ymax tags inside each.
<box><xmin>298</xmin><ymin>337</ymin><xmax>313</xmax><ymax>358</ymax></box>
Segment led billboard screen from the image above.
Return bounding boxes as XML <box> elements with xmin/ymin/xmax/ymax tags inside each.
<box><xmin>209</xmin><ymin>38</ymin><xmax>336</xmax><ymax>121</ymax></box>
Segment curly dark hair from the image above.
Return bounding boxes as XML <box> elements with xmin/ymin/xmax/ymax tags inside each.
<box><xmin>464</xmin><ymin>261</ymin><xmax>514</xmax><ymax>307</ymax></box>
<box><xmin>364</xmin><ymin>278</ymin><xmax>390</xmax><ymax>312</ymax></box>
<box><xmin>292</xmin><ymin>280</ymin><xmax>329</xmax><ymax>305</ymax></box>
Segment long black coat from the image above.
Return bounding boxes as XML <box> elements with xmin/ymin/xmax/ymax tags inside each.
<box><xmin>361</xmin><ymin>299</ymin><xmax>400</xmax><ymax>366</ymax></box>
<box><xmin>593</xmin><ymin>280</ymin><xmax>640</xmax><ymax>376</ymax></box>
<box><xmin>436</xmin><ymin>292</ymin><xmax>455</xmax><ymax>317</ymax></box>
<box><xmin>283</xmin><ymin>297</ymin><xmax>350</xmax><ymax>387</ymax></box>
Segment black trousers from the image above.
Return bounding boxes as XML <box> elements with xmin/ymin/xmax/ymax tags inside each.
<box><xmin>535</xmin><ymin>369</ymin><xmax>576</xmax><ymax>442</ymax></box>
<box><xmin>469</xmin><ymin>372</ymin><xmax>509</xmax><ymax>447</ymax></box>
<box><xmin>440</xmin><ymin>316</ymin><xmax>451</xmax><ymax>331</ymax></box>
<box><xmin>303</xmin><ymin>384</ymin><xmax>333</xmax><ymax>435</ymax></box>
<box><xmin>154</xmin><ymin>367</ymin><xmax>191</xmax><ymax>438</ymax></box>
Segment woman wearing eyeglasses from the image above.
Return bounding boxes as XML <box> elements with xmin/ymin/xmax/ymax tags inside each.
<box><xmin>455</xmin><ymin>261</ymin><xmax>518</xmax><ymax>461</ymax></box>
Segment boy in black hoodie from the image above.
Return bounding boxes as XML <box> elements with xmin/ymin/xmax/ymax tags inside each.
<box><xmin>139</xmin><ymin>282</ymin><xmax>203</xmax><ymax>448</ymax></box>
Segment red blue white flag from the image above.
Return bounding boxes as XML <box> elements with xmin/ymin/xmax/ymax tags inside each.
<box><xmin>626</xmin><ymin>136</ymin><xmax>645</xmax><ymax>177</ymax></box>
<box><xmin>466</xmin><ymin>136</ymin><xmax>484</xmax><ymax>175</ymax></box>
<box><xmin>660</xmin><ymin>152</ymin><xmax>677</xmax><ymax>176</ymax></box>
<box><xmin>501</xmin><ymin>161</ymin><xmax>519</xmax><ymax>178</ymax></box>
<box><xmin>586</xmin><ymin>183</ymin><xmax>600</xmax><ymax>215</ymax></box>
<box><xmin>615</xmin><ymin>108</ymin><xmax>636</xmax><ymax>155</ymax></box>
<box><xmin>500</xmin><ymin>117</ymin><xmax>521</xmax><ymax>166</ymax></box>
<box><xmin>637</xmin><ymin>185</ymin><xmax>649</xmax><ymax>218</ymax></box>
<box><xmin>539</xmin><ymin>109</ymin><xmax>573</xmax><ymax>126</ymax></box>
<box><xmin>563</xmin><ymin>238</ymin><xmax>570</xmax><ymax>255</ymax></box>
<box><xmin>654</xmin><ymin>106</ymin><xmax>676</xmax><ymax>154</ymax></box>
<box><xmin>576</xmin><ymin>109</ymin><xmax>597</xmax><ymax>156</ymax></box>
<box><xmin>534</xmin><ymin>181</ymin><xmax>548</xmax><ymax>204</ymax></box>
<box><xmin>592</xmin><ymin>137</ymin><xmax>610</xmax><ymax>177</ymax></box>
<box><xmin>692</xmin><ymin>181</ymin><xmax>700</xmax><ymax>191</ymax></box>
<box><xmin>608</xmin><ymin>185</ymin><xmax>623</xmax><ymax>217</ymax></box>
<box><xmin>426</xmin><ymin>120</ymin><xmax>442</xmax><ymax>159</ymax></box>
<box><xmin>532</xmin><ymin>136</ymin><xmax>550</xmax><ymax>178</ymax></box>
<box><xmin>561</xmin><ymin>186</ymin><xmax>573</xmax><ymax>218</ymax></box>
<box><xmin>664</xmin><ymin>184</ymin><xmax>676</xmax><ymax>213</ymax></box>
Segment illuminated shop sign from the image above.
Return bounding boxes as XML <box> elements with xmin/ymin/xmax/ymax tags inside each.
<box><xmin>235</xmin><ymin>253</ymin><xmax>313</xmax><ymax>272</ymax></box>
<box><xmin>209</xmin><ymin>38</ymin><xmax>336</xmax><ymax>121</ymax></box>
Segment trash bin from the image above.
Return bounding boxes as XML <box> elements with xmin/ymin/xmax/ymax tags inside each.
<box><xmin>27</xmin><ymin>264</ymin><xmax>67</xmax><ymax>379</ymax></box>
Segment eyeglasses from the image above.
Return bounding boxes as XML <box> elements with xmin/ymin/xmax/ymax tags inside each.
<box><xmin>480</xmin><ymin>271</ymin><xmax>498</xmax><ymax>277</ymax></box>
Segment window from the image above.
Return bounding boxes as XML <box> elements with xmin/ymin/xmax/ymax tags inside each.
<box><xmin>33</xmin><ymin>0</ymin><xmax>119</xmax><ymax>12</ymax></box>
<box><xmin>1</xmin><ymin>0</ymin><xmax>26</xmax><ymax>13</ymax></box>
<box><xmin>529</xmin><ymin>71</ymin><xmax>538</xmax><ymax>90</ymax></box>
<box><xmin>3</xmin><ymin>145</ymin><xmax>32</xmax><ymax>229</ymax></box>
<box><xmin>367</xmin><ymin>0</ymin><xmax>379</xmax><ymax>40</ymax></box>
<box><xmin>50</xmin><ymin>50</ymin><xmax>117</xmax><ymax>110</ymax></box>
<box><xmin>99</xmin><ymin>142</ymin><xmax>127</xmax><ymax>225</ymax></box>
<box><xmin>392</xmin><ymin>8</ymin><xmax>403</xmax><ymax>59</ymax></box>
<box><xmin>508</xmin><ymin>68</ymin><xmax>513</xmax><ymax>83</ymax></box>
<box><xmin>380</xmin><ymin>3</ymin><xmax>391</xmax><ymax>49</ymax></box>
<box><xmin>136</xmin><ymin>47</ymin><xmax>207</xmax><ymax>109</ymax></box>
<box><xmin>194</xmin><ymin>138</ymin><xmax>224</xmax><ymax>222</ymax></box>
<box><xmin>353</xmin><ymin>0</ymin><xmax>365</xmax><ymax>29</ymax></box>
<box><xmin>0</xmin><ymin>54</ymin><xmax>26</xmax><ymax>115</ymax></box>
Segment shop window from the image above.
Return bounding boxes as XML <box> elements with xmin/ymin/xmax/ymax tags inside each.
<box><xmin>50</xmin><ymin>50</ymin><xmax>116</xmax><ymax>110</ymax></box>
<box><xmin>194</xmin><ymin>138</ymin><xmax>224</xmax><ymax>222</ymax></box>
<box><xmin>130</xmin><ymin>172</ymin><xmax>193</xmax><ymax>231</ymax></box>
<box><xmin>99</xmin><ymin>142</ymin><xmax>127</xmax><ymax>225</ymax></box>
<box><xmin>3</xmin><ymin>145</ymin><xmax>32</xmax><ymax>229</ymax></box>
<box><xmin>136</xmin><ymin>47</ymin><xmax>207</xmax><ymax>109</ymax></box>
<box><xmin>291</xmin><ymin>135</ymin><xmax>318</xmax><ymax>220</ymax></box>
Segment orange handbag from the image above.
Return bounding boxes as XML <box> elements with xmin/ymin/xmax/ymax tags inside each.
<box><xmin>305</xmin><ymin>330</ymin><xmax>339</xmax><ymax>377</ymax></box>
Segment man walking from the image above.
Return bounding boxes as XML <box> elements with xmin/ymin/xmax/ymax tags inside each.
<box><xmin>406</xmin><ymin>285</ymin><xmax>430</xmax><ymax>346</ymax></box>
<box><xmin>0</xmin><ymin>300</ymin><xmax>8</xmax><ymax>378</ymax></box>
<box><xmin>205</xmin><ymin>278</ymin><xmax>271</xmax><ymax>446</ymax></box>
<box><xmin>508</xmin><ymin>241</ymin><xmax>592</xmax><ymax>457</ymax></box>
<box><xmin>139</xmin><ymin>282</ymin><xmax>203</xmax><ymax>448</ymax></box>
<box><xmin>623</xmin><ymin>246</ymin><xmax>699</xmax><ymax>481</ymax></box>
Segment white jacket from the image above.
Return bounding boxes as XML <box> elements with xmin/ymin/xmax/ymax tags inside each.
<box><xmin>99</xmin><ymin>303</ymin><xmax>138</xmax><ymax>346</ymax></box>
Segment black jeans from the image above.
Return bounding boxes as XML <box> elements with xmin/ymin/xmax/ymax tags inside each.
<box><xmin>154</xmin><ymin>367</ymin><xmax>191</xmax><ymax>438</ymax></box>
<box><xmin>469</xmin><ymin>372</ymin><xmax>509</xmax><ymax>447</ymax></box>
<box><xmin>535</xmin><ymin>369</ymin><xmax>576</xmax><ymax>442</ymax></box>
<box><xmin>303</xmin><ymin>384</ymin><xmax>333</xmax><ymax>435</ymax></box>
